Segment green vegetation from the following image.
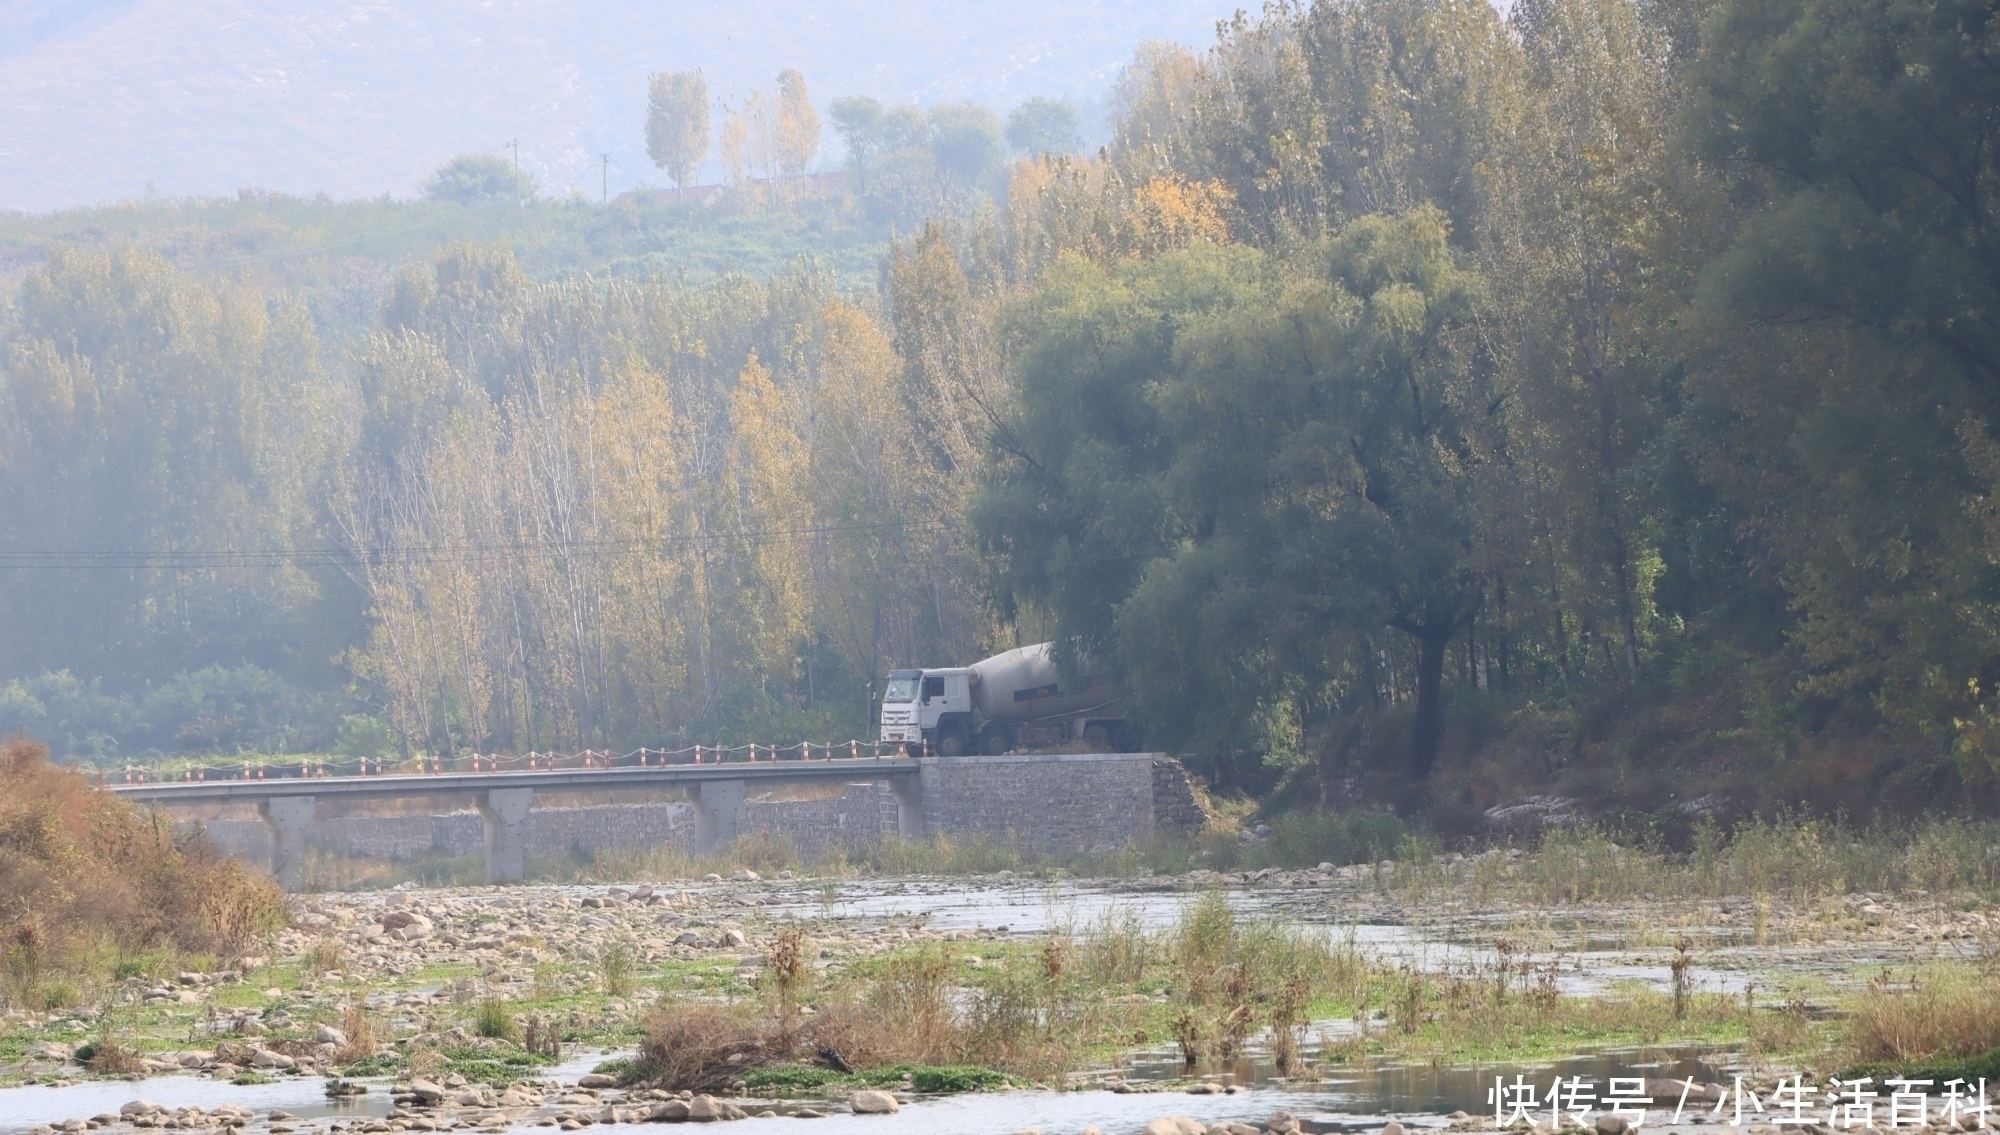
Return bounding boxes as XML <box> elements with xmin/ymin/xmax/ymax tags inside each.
<box><xmin>0</xmin><ymin>737</ymin><xmax>286</xmax><ymax>1014</ymax></box>
<box><xmin>1</xmin><ymin>0</ymin><xmax>1998</xmax><ymax>841</ymax></box>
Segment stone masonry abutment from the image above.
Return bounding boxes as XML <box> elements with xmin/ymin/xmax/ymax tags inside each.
<box><xmin>174</xmin><ymin>755</ymin><xmax>1203</xmax><ymax>888</ymax></box>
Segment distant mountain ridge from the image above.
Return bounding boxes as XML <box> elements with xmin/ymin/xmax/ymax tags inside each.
<box><xmin>0</xmin><ymin>0</ymin><xmax>1234</xmax><ymax>214</ymax></box>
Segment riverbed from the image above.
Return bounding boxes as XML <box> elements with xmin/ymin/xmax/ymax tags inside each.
<box><xmin>3</xmin><ymin>868</ymin><xmax>1988</xmax><ymax>1135</ymax></box>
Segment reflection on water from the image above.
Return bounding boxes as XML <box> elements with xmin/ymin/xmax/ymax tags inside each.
<box><xmin>0</xmin><ymin>1050</ymin><xmax>615</xmax><ymax>1135</ymax></box>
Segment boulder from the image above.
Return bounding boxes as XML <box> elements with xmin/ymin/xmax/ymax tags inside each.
<box><xmin>650</xmin><ymin>1100</ymin><xmax>690</xmax><ymax>1121</ymax></box>
<box><xmin>248</xmin><ymin>1048</ymin><xmax>296</xmax><ymax>1069</ymax></box>
<box><xmin>687</xmin><ymin>1094</ymin><xmax>725</xmax><ymax>1121</ymax></box>
<box><xmin>316</xmin><ymin>1026</ymin><xmax>348</xmax><ymax>1046</ymax></box>
<box><xmin>119</xmin><ymin>1102</ymin><xmax>165</xmax><ymax>1119</ymax></box>
<box><xmin>1384</xmin><ymin>1123</ymin><xmax>1407</xmax><ymax>1135</ymax></box>
<box><xmin>719</xmin><ymin>929</ymin><xmax>747</xmax><ymax>948</ymax></box>
<box><xmin>579</xmin><ymin>1073</ymin><xmax>619</xmax><ymax>1089</ymax></box>
<box><xmin>729</xmin><ymin>869</ymin><xmax>759</xmax><ymax>882</ymax></box>
<box><xmin>849</xmin><ymin>1090</ymin><xmax>900</xmax><ymax>1115</ymax></box>
<box><xmin>409</xmin><ymin>1078</ymin><xmax>447</xmax><ymax>1105</ymax></box>
<box><xmin>1595</xmin><ymin>1116</ymin><xmax>1630</xmax><ymax>1135</ymax></box>
<box><xmin>1141</xmin><ymin>1120</ymin><xmax>1207</xmax><ymax>1135</ymax></box>
<box><xmin>26</xmin><ymin>1041</ymin><xmax>75</xmax><ymax>1061</ymax></box>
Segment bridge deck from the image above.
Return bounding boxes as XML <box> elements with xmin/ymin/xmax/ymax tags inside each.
<box><xmin>108</xmin><ymin>756</ymin><xmax>921</xmax><ymax>806</ymax></box>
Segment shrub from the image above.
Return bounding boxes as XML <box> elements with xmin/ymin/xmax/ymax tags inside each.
<box><xmin>424</xmin><ymin>154</ymin><xmax>536</xmax><ymax>205</ymax></box>
<box><xmin>0</xmin><ymin>735</ymin><xmax>286</xmax><ymax>1009</ymax></box>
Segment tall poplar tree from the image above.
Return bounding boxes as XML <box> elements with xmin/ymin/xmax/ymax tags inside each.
<box><xmin>646</xmin><ymin>69</ymin><xmax>711</xmax><ymax>198</ymax></box>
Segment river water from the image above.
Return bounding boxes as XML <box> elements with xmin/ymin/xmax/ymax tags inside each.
<box><xmin>0</xmin><ymin>875</ymin><xmax>1911</xmax><ymax>1135</ymax></box>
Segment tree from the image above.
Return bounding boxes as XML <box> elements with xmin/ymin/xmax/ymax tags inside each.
<box><xmin>977</xmin><ymin>208</ymin><xmax>1494</xmax><ymax>778</ymax></box>
<box><xmin>774</xmin><ymin>69</ymin><xmax>822</xmax><ymax>180</ymax></box>
<box><xmin>646</xmin><ymin>69</ymin><xmax>711</xmax><ymax>198</ymax></box>
<box><xmin>422</xmin><ymin>153</ymin><xmax>535</xmax><ymax>204</ymax></box>
<box><xmin>928</xmin><ymin>102</ymin><xmax>1005</xmax><ymax>190</ymax></box>
<box><xmin>829</xmin><ymin>96</ymin><xmax>885</xmax><ymax>192</ymax></box>
<box><xmin>1005</xmin><ymin>97</ymin><xmax>1083</xmax><ymax>156</ymax></box>
<box><xmin>1684</xmin><ymin>0</ymin><xmax>2000</xmax><ymax>749</ymax></box>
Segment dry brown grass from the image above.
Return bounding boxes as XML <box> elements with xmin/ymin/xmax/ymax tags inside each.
<box><xmin>0</xmin><ymin>735</ymin><xmax>287</xmax><ymax>1008</ymax></box>
<box><xmin>1847</xmin><ymin>967</ymin><xmax>2000</xmax><ymax>1064</ymax></box>
<box><xmin>333</xmin><ymin>991</ymin><xmax>383</xmax><ymax>1063</ymax></box>
<box><xmin>638</xmin><ymin>1004</ymin><xmax>785</xmax><ymax>1091</ymax></box>
<box><xmin>303</xmin><ymin>937</ymin><xmax>345</xmax><ymax>974</ymax></box>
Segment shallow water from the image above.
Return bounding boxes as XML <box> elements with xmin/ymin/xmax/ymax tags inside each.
<box><xmin>0</xmin><ymin>1050</ymin><xmax>611</xmax><ymax>1134</ymax></box>
<box><xmin>0</xmin><ymin>875</ymin><xmax>1919</xmax><ymax>1134</ymax></box>
<box><xmin>0</xmin><ymin>1044</ymin><xmax>1747</xmax><ymax>1135</ymax></box>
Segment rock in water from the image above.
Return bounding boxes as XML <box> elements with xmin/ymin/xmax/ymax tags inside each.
<box><xmin>687</xmin><ymin>1094</ymin><xmax>725</xmax><ymax>1121</ymax></box>
<box><xmin>849</xmin><ymin>1090</ymin><xmax>900</xmax><ymax>1115</ymax></box>
<box><xmin>1142</xmin><ymin>1119</ymin><xmax>1207</xmax><ymax>1135</ymax></box>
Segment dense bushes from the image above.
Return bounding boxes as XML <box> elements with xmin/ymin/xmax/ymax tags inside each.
<box><xmin>0</xmin><ymin>735</ymin><xmax>287</xmax><ymax>1009</ymax></box>
<box><xmin>0</xmin><ymin>665</ymin><xmax>357</xmax><ymax>761</ymax></box>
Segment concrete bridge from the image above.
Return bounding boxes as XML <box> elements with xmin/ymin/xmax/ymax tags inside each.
<box><xmin>112</xmin><ymin>758</ymin><xmax>921</xmax><ymax>889</ymax></box>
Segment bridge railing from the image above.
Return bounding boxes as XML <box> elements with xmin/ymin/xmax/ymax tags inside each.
<box><xmin>103</xmin><ymin>739</ymin><xmax>931</xmax><ymax>785</ymax></box>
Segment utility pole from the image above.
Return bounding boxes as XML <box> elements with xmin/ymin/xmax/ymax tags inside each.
<box><xmin>601</xmin><ymin>154</ymin><xmax>609</xmax><ymax>204</ymax></box>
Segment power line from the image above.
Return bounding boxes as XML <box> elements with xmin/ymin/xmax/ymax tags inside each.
<box><xmin>0</xmin><ymin>516</ymin><xmax>968</xmax><ymax>571</ymax></box>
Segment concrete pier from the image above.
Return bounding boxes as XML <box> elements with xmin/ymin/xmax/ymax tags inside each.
<box><xmin>689</xmin><ymin>778</ymin><xmax>745</xmax><ymax>854</ymax></box>
<box><xmin>257</xmin><ymin>796</ymin><xmax>316</xmax><ymax>890</ymax></box>
<box><xmin>478</xmin><ymin>788</ymin><xmax>534</xmax><ymax>883</ymax></box>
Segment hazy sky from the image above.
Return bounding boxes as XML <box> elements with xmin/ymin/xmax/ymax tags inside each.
<box><xmin>0</xmin><ymin>0</ymin><xmax>1241</xmax><ymax>212</ymax></box>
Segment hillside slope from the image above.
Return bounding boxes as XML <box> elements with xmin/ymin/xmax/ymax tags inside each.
<box><xmin>0</xmin><ymin>0</ymin><xmax>1233</xmax><ymax>213</ymax></box>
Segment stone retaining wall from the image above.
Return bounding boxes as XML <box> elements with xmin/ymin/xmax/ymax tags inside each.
<box><xmin>918</xmin><ymin>752</ymin><xmax>1161</xmax><ymax>854</ymax></box>
<box><xmin>187</xmin><ymin>783</ymin><xmax>903</xmax><ymax>865</ymax></box>
<box><xmin>186</xmin><ymin>754</ymin><xmax>1204</xmax><ymax>869</ymax></box>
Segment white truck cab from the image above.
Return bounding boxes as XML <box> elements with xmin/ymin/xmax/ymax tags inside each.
<box><xmin>878</xmin><ymin>667</ymin><xmax>971</xmax><ymax>750</ymax></box>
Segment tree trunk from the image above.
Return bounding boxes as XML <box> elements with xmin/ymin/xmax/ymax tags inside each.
<box><xmin>1409</xmin><ymin>623</ymin><xmax>1451</xmax><ymax>780</ymax></box>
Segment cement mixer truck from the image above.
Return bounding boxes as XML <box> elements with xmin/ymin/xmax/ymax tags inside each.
<box><xmin>877</xmin><ymin>642</ymin><xmax>1142</xmax><ymax>756</ymax></box>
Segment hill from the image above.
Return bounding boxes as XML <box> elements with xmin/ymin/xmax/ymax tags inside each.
<box><xmin>0</xmin><ymin>0</ymin><xmax>1236</xmax><ymax>213</ymax></box>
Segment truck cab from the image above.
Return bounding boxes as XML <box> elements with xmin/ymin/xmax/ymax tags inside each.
<box><xmin>879</xmin><ymin>667</ymin><xmax>975</xmax><ymax>755</ymax></box>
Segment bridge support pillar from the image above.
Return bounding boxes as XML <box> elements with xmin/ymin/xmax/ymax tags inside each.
<box><xmin>257</xmin><ymin>796</ymin><xmax>316</xmax><ymax>891</ymax></box>
<box><xmin>885</xmin><ymin>777</ymin><xmax>922</xmax><ymax>840</ymax></box>
<box><xmin>690</xmin><ymin>779</ymin><xmax>745</xmax><ymax>854</ymax></box>
<box><xmin>479</xmin><ymin>788</ymin><xmax>534</xmax><ymax>884</ymax></box>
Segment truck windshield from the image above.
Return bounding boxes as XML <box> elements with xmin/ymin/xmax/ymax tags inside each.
<box><xmin>882</xmin><ymin>675</ymin><xmax>920</xmax><ymax>703</ymax></box>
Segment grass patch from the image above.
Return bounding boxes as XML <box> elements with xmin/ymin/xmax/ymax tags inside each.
<box><xmin>1843</xmin><ymin>965</ymin><xmax>2000</xmax><ymax>1068</ymax></box>
<box><xmin>440</xmin><ymin>1046</ymin><xmax>557</xmax><ymax>1085</ymax></box>
<box><xmin>474</xmin><ymin>997</ymin><xmax>520</xmax><ymax>1041</ymax></box>
<box><xmin>338</xmin><ymin>1052</ymin><xmax>402</xmax><ymax>1078</ymax></box>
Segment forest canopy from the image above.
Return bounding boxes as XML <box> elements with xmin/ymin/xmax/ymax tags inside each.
<box><xmin>2</xmin><ymin>0</ymin><xmax>1997</xmax><ymax>823</ymax></box>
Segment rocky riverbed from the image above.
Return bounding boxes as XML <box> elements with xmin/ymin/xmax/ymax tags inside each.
<box><xmin>5</xmin><ymin>862</ymin><xmax>1997</xmax><ymax>1135</ymax></box>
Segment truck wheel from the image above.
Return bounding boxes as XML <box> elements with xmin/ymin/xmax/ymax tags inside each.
<box><xmin>1115</xmin><ymin>722</ymin><xmax>1145</xmax><ymax>752</ymax></box>
<box><xmin>937</xmin><ymin>726</ymin><xmax>969</xmax><ymax>757</ymax></box>
<box><xmin>1082</xmin><ymin>724</ymin><xmax>1112</xmax><ymax>752</ymax></box>
<box><xmin>980</xmin><ymin>724</ymin><xmax>1011</xmax><ymax>755</ymax></box>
